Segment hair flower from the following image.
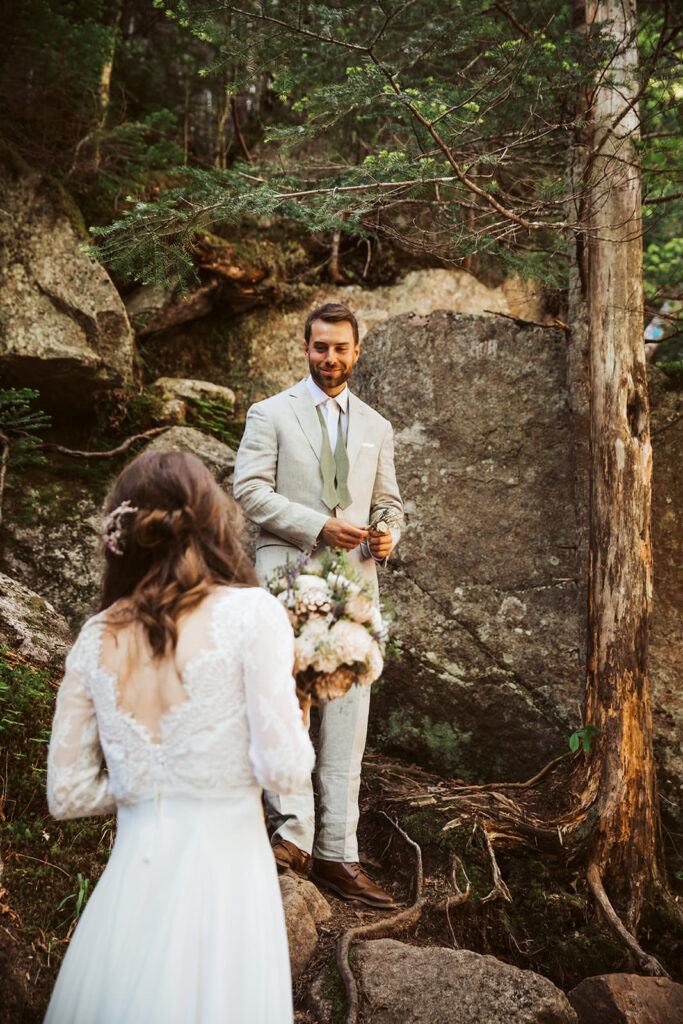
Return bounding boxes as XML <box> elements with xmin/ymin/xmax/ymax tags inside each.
<box><xmin>103</xmin><ymin>500</ymin><xmax>138</xmax><ymax>556</ymax></box>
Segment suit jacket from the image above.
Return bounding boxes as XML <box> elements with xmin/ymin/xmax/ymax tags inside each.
<box><xmin>233</xmin><ymin>379</ymin><xmax>403</xmax><ymax>593</ymax></box>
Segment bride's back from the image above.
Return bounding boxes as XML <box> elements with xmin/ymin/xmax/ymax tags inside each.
<box><xmin>101</xmin><ymin>589</ymin><xmax>226</xmax><ymax>743</ymax></box>
<box><xmin>64</xmin><ymin>585</ymin><xmax>289</xmax><ymax>808</ymax></box>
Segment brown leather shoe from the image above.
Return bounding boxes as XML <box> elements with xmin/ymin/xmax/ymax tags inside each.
<box><xmin>272</xmin><ymin>839</ymin><xmax>311</xmax><ymax>877</ymax></box>
<box><xmin>311</xmin><ymin>859</ymin><xmax>396</xmax><ymax>909</ymax></box>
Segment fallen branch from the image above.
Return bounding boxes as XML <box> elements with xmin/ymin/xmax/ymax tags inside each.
<box><xmin>483</xmin><ymin>309</ymin><xmax>566</xmax><ymax>330</ymax></box>
<box><xmin>38</xmin><ymin>427</ymin><xmax>172</xmax><ymax>460</ymax></box>
<box><xmin>337</xmin><ymin>813</ymin><xmax>425</xmax><ymax>1024</ymax></box>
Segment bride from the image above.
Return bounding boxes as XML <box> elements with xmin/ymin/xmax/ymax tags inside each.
<box><xmin>44</xmin><ymin>449</ymin><xmax>315</xmax><ymax>1024</ymax></box>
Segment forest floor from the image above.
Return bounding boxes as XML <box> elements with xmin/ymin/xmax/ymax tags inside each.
<box><xmin>2</xmin><ymin>645</ymin><xmax>679</xmax><ymax>1024</ymax></box>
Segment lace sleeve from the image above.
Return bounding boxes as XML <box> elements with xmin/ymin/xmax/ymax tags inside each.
<box><xmin>240</xmin><ymin>590</ymin><xmax>315</xmax><ymax>794</ymax></box>
<box><xmin>47</xmin><ymin>631</ymin><xmax>116</xmax><ymax>820</ymax></box>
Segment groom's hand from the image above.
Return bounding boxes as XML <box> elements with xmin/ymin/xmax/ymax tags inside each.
<box><xmin>320</xmin><ymin>518</ymin><xmax>369</xmax><ymax>551</ymax></box>
<box><xmin>368</xmin><ymin>528</ymin><xmax>393</xmax><ymax>559</ymax></box>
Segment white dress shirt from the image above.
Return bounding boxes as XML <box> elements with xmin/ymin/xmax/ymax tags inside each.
<box><xmin>305</xmin><ymin>376</ymin><xmax>349</xmax><ymax>448</ymax></box>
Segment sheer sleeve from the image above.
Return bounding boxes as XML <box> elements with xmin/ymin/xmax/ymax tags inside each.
<box><xmin>240</xmin><ymin>590</ymin><xmax>315</xmax><ymax>794</ymax></box>
<box><xmin>47</xmin><ymin>630</ymin><xmax>116</xmax><ymax>820</ymax></box>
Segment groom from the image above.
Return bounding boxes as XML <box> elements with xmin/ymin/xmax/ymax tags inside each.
<box><xmin>233</xmin><ymin>302</ymin><xmax>403</xmax><ymax>908</ymax></box>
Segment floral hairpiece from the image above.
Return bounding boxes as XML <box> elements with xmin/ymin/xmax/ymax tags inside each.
<box><xmin>103</xmin><ymin>500</ymin><xmax>138</xmax><ymax>556</ymax></box>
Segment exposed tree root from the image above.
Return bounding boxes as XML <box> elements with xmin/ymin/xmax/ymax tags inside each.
<box><xmin>337</xmin><ymin>814</ymin><xmax>425</xmax><ymax>1024</ymax></box>
<box><xmin>366</xmin><ymin>751</ymin><xmax>677</xmax><ymax>975</ymax></box>
<box><xmin>586</xmin><ymin>861</ymin><xmax>669</xmax><ymax>978</ymax></box>
<box><xmin>479</xmin><ymin>822</ymin><xmax>512</xmax><ymax>905</ymax></box>
<box><xmin>444</xmin><ymin>854</ymin><xmax>471</xmax><ymax>947</ymax></box>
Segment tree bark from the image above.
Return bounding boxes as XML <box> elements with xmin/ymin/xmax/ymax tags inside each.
<box><xmin>582</xmin><ymin>0</ymin><xmax>660</xmax><ymax>931</ymax></box>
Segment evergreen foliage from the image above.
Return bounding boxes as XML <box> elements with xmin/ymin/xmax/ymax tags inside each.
<box><xmin>1</xmin><ymin>1</ymin><xmax>678</xmax><ymax>304</ymax></box>
<box><xmin>0</xmin><ymin>389</ymin><xmax>51</xmax><ymax>468</ymax></box>
<box><xmin>84</xmin><ymin>0</ymin><xmax>680</xmax><ymax>297</ymax></box>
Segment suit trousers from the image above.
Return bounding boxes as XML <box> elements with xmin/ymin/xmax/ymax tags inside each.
<box><xmin>264</xmin><ymin>679</ymin><xmax>371</xmax><ymax>862</ymax></box>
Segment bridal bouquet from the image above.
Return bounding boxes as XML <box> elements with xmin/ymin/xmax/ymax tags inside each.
<box><xmin>267</xmin><ymin>550</ymin><xmax>392</xmax><ymax>705</ymax></box>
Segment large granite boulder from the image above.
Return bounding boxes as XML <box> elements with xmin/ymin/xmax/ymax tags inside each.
<box><xmin>1</xmin><ymin>494</ymin><xmax>104</xmax><ymax>631</ymax></box>
<box><xmin>0</xmin><ymin>572</ymin><xmax>72</xmax><ymax>666</ymax></box>
<box><xmin>353</xmin><ymin>313</ymin><xmax>682</xmax><ymax>802</ymax></box>
<box><xmin>0</xmin><ymin>145</ymin><xmax>134</xmax><ymax>416</ymax></box>
<box><xmin>309</xmin><ymin>939</ymin><xmax>577</xmax><ymax>1024</ymax></box>
<box><xmin>567</xmin><ymin>973</ymin><xmax>683</xmax><ymax>1024</ymax></box>
<box><xmin>354</xmin><ymin>312</ymin><xmax>577</xmax><ymax>781</ymax></box>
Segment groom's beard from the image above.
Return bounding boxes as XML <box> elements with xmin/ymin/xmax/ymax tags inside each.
<box><xmin>310</xmin><ymin>364</ymin><xmax>353</xmax><ymax>391</ymax></box>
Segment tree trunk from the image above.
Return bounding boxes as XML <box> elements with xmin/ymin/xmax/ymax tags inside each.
<box><xmin>94</xmin><ymin>0</ymin><xmax>124</xmax><ymax>170</ymax></box>
<box><xmin>566</xmin><ymin>0</ymin><xmax>592</xmax><ymax>680</ymax></box>
<box><xmin>582</xmin><ymin>0</ymin><xmax>660</xmax><ymax>931</ymax></box>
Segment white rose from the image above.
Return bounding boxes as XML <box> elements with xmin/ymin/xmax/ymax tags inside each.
<box><xmin>296</xmin><ymin>574</ymin><xmax>330</xmax><ymax>593</ymax></box>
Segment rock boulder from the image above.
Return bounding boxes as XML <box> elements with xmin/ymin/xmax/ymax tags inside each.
<box><xmin>354</xmin><ymin>312</ymin><xmax>577</xmax><ymax>780</ymax></box>
<box><xmin>0</xmin><ymin>572</ymin><xmax>72</xmax><ymax>665</ymax></box>
<box><xmin>0</xmin><ymin>145</ymin><xmax>134</xmax><ymax>416</ymax></box>
<box><xmin>567</xmin><ymin>973</ymin><xmax>683</xmax><ymax>1024</ymax></box>
<box><xmin>310</xmin><ymin>939</ymin><xmax>577</xmax><ymax>1024</ymax></box>
<box><xmin>278</xmin><ymin>872</ymin><xmax>331</xmax><ymax>980</ymax></box>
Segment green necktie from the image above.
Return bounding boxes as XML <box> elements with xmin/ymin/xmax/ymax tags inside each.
<box><xmin>316</xmin><ymin>404</ymin><xmax>352</xmax><ymax>510</ymax></box>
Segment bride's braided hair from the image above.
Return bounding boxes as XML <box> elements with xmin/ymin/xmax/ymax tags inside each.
<box><xmin>100</xmin><ymin>450</ymin><xmax>258</xmax><ymax>656</ymax></box>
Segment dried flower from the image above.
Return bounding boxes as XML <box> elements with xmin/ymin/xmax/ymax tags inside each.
<box><xmin>102</xmin><ymin>500</ymin><xmax>138</xmax><ymax>556</ymax></box>
<box><xmin>346</xmin><ymin>593</ymin><xmax>374</xmax><ymax>624</ymax></box>
<box><xmin>296</xmin><ymin>588</ymin><xmax>333</xmax><ymax>618</ymax></box>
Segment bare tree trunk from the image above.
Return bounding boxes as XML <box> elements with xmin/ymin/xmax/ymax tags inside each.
<box><xmin>582</xmin><ymin>0</ymin><xmax>660</xmax><ymax>931</ymax></box>
<box><xmin>94</xmin><ymin>0</ymin><xmax>124</xmax><ymax>170</ymax></box>
<box><xmin>183</xmin><ymin>77</ymin><xmax>191</xmax><ymax>165</ymax></box>
<box><xmin>0</xmin><ymin>433</ymin><xmax>9</xmax><ymax>532</ymax></box>
<box><xmin>215</xmin><ymin>84</ymin><xmax>231</xmax><ymax>169</ymax></box>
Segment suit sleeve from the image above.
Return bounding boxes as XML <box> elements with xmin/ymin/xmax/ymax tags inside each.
<box><xmin>233</xmin><ymin>403</ymin><xmax>329</xmax><ymax>553</ymax></box>
<box><xmin>360</xmin><ymin>419</ymin><xmax>403</xmax><ymax>564</ymax></box>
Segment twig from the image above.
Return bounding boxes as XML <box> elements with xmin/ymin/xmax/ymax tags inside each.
<box><xmin>493</xmin><ymin>1</ymin><xmax>532</xmax><ymax>39</ymax></box>
<box><xmin>11</xmin><ymin>852</ymin><xmax>72</xmax><ymax>879</ymax></box>
<box><xmin>586</xmin><ymin>861</ymin><xmax>668</xmax><ymax>977</ymax></box>
<box><xmin>362</xmin><ymin>238</ymin><xmax>372</xmax><ymax>278</ymax></box>
<box><xmin>482</xmin><ymin>309</ymin><xmax>562</xmax><ymax>330</ymax></box>
<box><xmin>643</xmin><ymin>190</ymin><xmax>683</xmax><ymax>205</ymax></box>
<box><xmin>38</xmin><ymin>426</ymin><xmax>172</xmax><ymax>460</ymax></box>
<box><xmin>337</xmin><ymin>813</ymin><xmax>425</xmax><ymax>1024</ymax></box>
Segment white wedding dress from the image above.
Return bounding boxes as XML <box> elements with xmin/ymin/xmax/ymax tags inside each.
<box><xmin>44</xmin><ymin>586</ymin><xmax>315</xmax><ymax>1024</ymax></box>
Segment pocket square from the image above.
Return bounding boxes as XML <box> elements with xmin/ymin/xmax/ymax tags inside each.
<box><xmin>361</xmin><ymin>442</ymin><xmax>375</xmax><ymax>448</ymax></box>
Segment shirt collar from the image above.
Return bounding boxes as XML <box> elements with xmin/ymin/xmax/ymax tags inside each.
<box><xmin>305</xmin><ymin>375</ymin><xmax>349</xmax><ymax>412</ymax></box>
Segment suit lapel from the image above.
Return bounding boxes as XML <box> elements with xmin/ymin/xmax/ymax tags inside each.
<box><xmin>290</xmin><ymin>380</ymin><xmax>323</xmax><ymax>460</ymax></box>
<box><xmin>346</xmin><ymin>390</ymin><xmax>367</xmax><ymax>468</ymax></box>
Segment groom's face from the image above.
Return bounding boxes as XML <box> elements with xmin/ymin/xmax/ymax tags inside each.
<box><xmin>305</xmin><ymin>319</ymin><xmax>360</xmax><ymax>396</ymax></box>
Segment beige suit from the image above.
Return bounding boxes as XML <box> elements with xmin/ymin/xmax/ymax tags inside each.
<box><xmin>233</xmin><ymin>378</ymin><xmax>402</xmax><ymax>860</ymax></box>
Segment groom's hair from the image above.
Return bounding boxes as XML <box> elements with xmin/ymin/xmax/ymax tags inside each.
<box><xmin>305</xmin><ymin>303</ymin><xmax>359</xmax><ymax>345</ymax></box>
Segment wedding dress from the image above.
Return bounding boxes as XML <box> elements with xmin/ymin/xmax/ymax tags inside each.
<box><xmin>44</xmin><ymin>586</ymin><xmax>314</xmax><ymax>1024</ymax></box>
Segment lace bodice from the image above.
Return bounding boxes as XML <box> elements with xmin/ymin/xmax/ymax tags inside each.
<box><xmin>47</xmin><ymin>588</ymin><xmax>315</xmax><ymax>819</ymax></box>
